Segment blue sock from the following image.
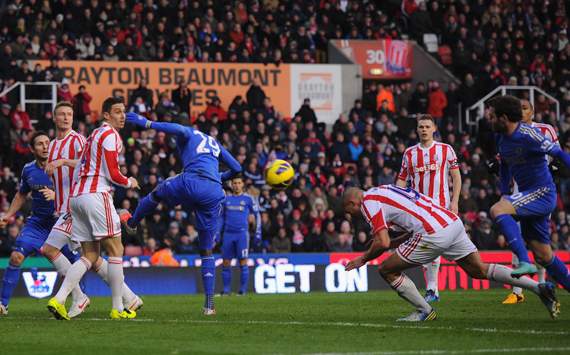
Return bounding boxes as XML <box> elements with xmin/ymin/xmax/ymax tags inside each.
<box><xmin>1</xmin><ymin>264</ymin><xmax>21</xmax><ymax>307</ymax></box>
<box><xmin>201</xmin><ymin>256</ymin><xmax>215</xmax><ymax>309</ymax></box>
<box><xmin>222</xmin><ymin>266</ymin><xmax>231</xmax><ymax>294</ymax></box>
<box><xmin>544</xmin><ymin>256</ymin><xmax>570</xmax><ymax>291</ymax></box>
<box><xmin>128</xmin><ymin>194</ymin><xmax>158</xmax><ymax>228</ymax></box>
<box><xmin>496</xmin><ymin>215</ymin><xmax>531</xmax><ymax>264</ymax></box>
<box><xmin>239</xmin><ymin>264</ymin><xmax>249</xmax><ymax>294</ymax></box>
<box><xmin>61</xmin><ymin>245</ymin><xmax>80</xmax><ymax>263</ymax></box>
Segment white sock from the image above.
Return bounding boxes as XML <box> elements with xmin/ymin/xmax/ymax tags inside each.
<box><xmin>390</xmin><ymin>274</ymin><xmax>432</xmax><ymax>313</ymax></box>
<box><xmin>50</xmin><ymin>252</ymin><xmax>85</xmax><ymax>301</ymax></box>
<box><xmin>108</xmin><ymin>257</ymin><xmax>124</xmax><ymax>311</ymax></box>
<box><xmin>537</xmin><ymin>265</ymin><xmax>546</xmax><ymax>283</ymax></box>
<box><xmin>54</xmin><ymin>257</ymin><xmax>91</xmax><ymax>304</ymax></box>
<box><xmin>95</xmin><ymin>258</ymin><xmax>137</xmax><ymax>303</ymax></box>
<box><xmin>510</xmin><ymin>254</ymin><xmax>523</xmax><ymax>295</ymax></box>
<box><xmin>487</xmin><ymin>264</ymin><xmax>539</xmax><ymax>294</ymax></box>
<box><xmin>424</xmin><ymin>256</ymin><xmax>440</xmax><ymax>295</ymax></box>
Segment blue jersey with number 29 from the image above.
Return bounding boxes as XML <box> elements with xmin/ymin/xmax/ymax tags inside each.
<box><xmin>165</xmin><ymin>125</ymin><xmax>240</xmax><ymax>184</ymax></box>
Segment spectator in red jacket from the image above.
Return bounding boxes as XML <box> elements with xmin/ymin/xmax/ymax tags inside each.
<box><xmin>57</xmin><ymin>83</ymin><xmax>73</xmax><ymax>102</ymax></box>
<box><xmin>204</xmin><ymin>97</ymin><xmax>228</xmax><ymax>121</ymax></box>
<box><xmin>10</xmin><ymin>104</ymin><xmax>32</xmax><ymax>131</ymax></box>
<box><xmin>72</xmin><ymin>85</ymin><xmax>92</xmax><ymax>123</ymax></box>
<box><xmin>427</xmin><ymin>81</ymin><xmax>448</xmax><ymax>127</ymax></box>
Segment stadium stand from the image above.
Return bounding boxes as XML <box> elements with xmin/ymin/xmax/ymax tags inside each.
<box><xmin>0</xmin><ymin>0</ymin><xmax>569</xmax><ymax>256</ymax></box>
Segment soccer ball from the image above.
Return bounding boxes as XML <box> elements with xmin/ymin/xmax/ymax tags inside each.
<box><xmin>264</xmin><ymin>159</ymin><xmax>295</xmax><ymax>189</ymax></box>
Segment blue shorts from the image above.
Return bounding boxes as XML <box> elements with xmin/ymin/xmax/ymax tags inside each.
<box><xmin>13</xmin><ymin>217</ymin><xmax>55</xmax><ymax>257</ymax></box>
<box><xmin>506</xmin><ymin>185</ymin><xmax>556</xmax><ymax>244</ymax></box>
<box><xmin>154</xmin><ymin>174</ymin><xmax>225</xmax><ymax>251</ymax></box>
<box><xmin>221</xmin><ymin>231</ymin><xmax>249</xmax><ymax>260</ymax></box>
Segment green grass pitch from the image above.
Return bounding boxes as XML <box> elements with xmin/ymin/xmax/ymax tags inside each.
<box><xmin>1</xmin><ymin>290</ymin><xmax>570</xmax><ymax>355</ymax></box>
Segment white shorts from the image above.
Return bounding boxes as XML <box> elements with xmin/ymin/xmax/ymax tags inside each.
<box><xmin>44</xmin><ymin>213</ymin><xmax>81</xmax><ymax>251</ymax></box>
<box><xmin>70</xmin><ymin>192</ymin><xmax>121</xmax><ymax>242</ymax></box>
<box><xmin>396</xmin><ymin>220</ymin><xmax>477</xmax><ymax>265</ymax></box>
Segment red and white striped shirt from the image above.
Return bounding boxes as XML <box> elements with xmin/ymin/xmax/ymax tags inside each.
<box><xmin>71</xmin><ymin>123</ymin><xmax>130</xmax><ymax>197</ymax></box>
<box><xmin>532</xmin><ymin>122</ymin><xmax>558</xmax><ymax>143</ymax></box>
<box><xmin>48</xmin><ymin>130</ymin><xmax>86</xmax><ymax>214</ymax></box>
<box><xmin>361</xmin><ymin>185</ymin><xmax>458</xmax><ymax>236</ymax></box>
<box><xmin>398</xmin><ymin>142</ymin><xmax>458</xmax><ymax>208</ymax></box>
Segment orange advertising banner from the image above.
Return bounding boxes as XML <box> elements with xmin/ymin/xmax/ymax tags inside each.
<box><xmin>34</xmin><ymin>61</ymin><xmax>291</xmax><ymax>119</ymax></box>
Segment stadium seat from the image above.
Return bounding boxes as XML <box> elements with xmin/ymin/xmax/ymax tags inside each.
<box><xmin>423</xmin><ymin>33</ymin><xmax>439</xmax><ymax>53</ymax></box>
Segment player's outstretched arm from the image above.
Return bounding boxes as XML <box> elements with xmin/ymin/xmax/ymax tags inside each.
<box><xmin>0</xmin><ymin>192</ymin><xmax>28</xmax><ymax>228</ymax></box>
<box><xmin>345</xmin><ymin>228</ymin><xmax>390</xmax><ymax>271</ymax></box>
<box><xmin>125</xmin><ymin>112</ymin><xmax>189</xmax><ymax>139</ymax></box>
<box><xmin>219</xmin><ymin>146</ymin><xmax>242</xmax><ymax>181</ymax></box>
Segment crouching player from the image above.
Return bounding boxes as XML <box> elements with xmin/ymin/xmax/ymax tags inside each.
<box><xmin>343</xmin><ymin>185</ymin><xmax>559</xmax><ymax>321</ymax></box>
<box><xmin>219</xmin><ymin>174</ymin><xmax>261</xmax><ymax>295</ymax></box>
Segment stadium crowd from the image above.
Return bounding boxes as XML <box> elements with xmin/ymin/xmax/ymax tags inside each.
<box><xmin>0</xmin><ymin>0</ymin><xmax>570</xmax><ymax>257</ymax></box>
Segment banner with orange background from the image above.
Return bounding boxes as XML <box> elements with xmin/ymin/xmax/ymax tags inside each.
<box><xmin>33</xmin><ymin>60</ymin><xmax>291</xmax><ymax>119</ymax></box>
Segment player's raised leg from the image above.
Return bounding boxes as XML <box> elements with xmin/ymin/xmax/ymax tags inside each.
<box><xmin>455</xmin><ymin>252</ymin><xmax>560</xmax><ymax>319</ymax></box>
<box><xmin>490</xmin><ymin>198</ymin><xmax>536</xmax><ymax>276</ymax></box>
<box><xmin>124</xmin><ymin>191</ymin><xmax>160</xmax><ymax>233</ymax></box>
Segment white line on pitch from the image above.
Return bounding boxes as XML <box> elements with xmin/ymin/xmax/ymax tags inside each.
<box><xmin>80</xmin><ymin>318</ymin><xmax>570</xmax><ymax>336</ymax></box>
<box><xmin>10</xmin><ymin>317</ymin><xmax>570</xmax><ymax>337</ymax></box>
<box><xmin>306</xmin><ymin>347</ymin><xmax>570</xmax><ymax>355</ymax></box>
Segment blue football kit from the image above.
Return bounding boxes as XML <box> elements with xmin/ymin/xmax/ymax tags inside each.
<box><xmin>220</xmin><ymin>193</ymin><xmax>261</xmax><ymax>294</ymax></box>
<box><xmin>126</xmin><ymin>113</ymin><xmax>242</xmax><ymax>310</ymax></box>
<box><xmin>1</xmin><ymin>161</ymin><xmax>77</xmax><ymax>307</ymax></box>
<box><xmin>496</xmin><ymin>122</ymin><xmax>570</xmax><ymax>291</ymax></box>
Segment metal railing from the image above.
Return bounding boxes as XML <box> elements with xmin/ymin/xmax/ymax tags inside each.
<box><xmin>0</xmin><ymin>81</ymin><xmax>59</xmax><ymax>124</ymax></box>
<box><xmin>464</xmin><ymin>86</ymin><xmax>560</xmax><ymax>130</ymax></box>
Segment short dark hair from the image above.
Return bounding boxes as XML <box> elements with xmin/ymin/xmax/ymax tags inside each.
<box><xmin>417</xmin><ymin>114</ymin><xmax>436</xmax><ymax>125</ymax></box>
<box><xmin>102</xmin><ymin>96</ymin><xmax>124</xmax><ymax>114</ymax></box>
<box><xmin>487</xmin><ymin>95</ymin><xmax>522</xmax><ymax>122</ymax></box>
<box><xmin>31</xmin><ymin>131</ymin><xmax>49</xmax><ymax>146</ymax></box>
<box><xmin>54</xmin><ymin>101</ymin><xmax>73</xmax><ymax>114</ymax></box>
<box><xmin>232</xmin><ymin>173</ymin><xmax>244</xmax><ymax>181</ymax></box>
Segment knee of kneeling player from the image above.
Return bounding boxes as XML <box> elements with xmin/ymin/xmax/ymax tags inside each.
<box><xmin>9</xmin><ymin>252</ymin><xmax>24</xmax><ymax>266</ymax></box>
<box><xmin>377</xmin><ymin>266</ymin><xmax>394</xmax><ymax>280</ymax></box>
